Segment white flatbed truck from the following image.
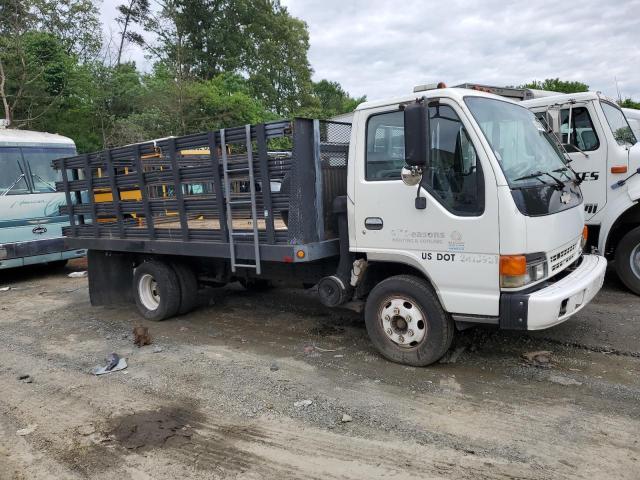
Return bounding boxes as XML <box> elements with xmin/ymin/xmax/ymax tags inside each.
<box><xmin>54</xmin><ymin>87</ymin><xmax>606</xmax><ymax>366</ymax></box>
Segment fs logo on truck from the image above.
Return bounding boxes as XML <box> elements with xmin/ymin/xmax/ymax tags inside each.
<box><xmin>32</xmin><ymin>225</ymin><xmax>47</xmax><ymax>235</ymax></box>
<box><xmin>576</xmin><ymin>171</ymin><xmax>600</xmax><ymax>182</ymax></box>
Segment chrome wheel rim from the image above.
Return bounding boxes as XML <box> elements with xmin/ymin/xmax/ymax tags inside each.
<box><xmin>379</xmin><ymin>296</ymin><xmax>427</xmax><ymax>347</ymax></box>
<box><xmin>630</xmin><ymin>244</ymin><xmax>640</xmax><ymax>279</ymax></box>
<box><xmin>139</xmin><ymin>273</ymin><xmax>160</xmax><ymax>311</ymax></box>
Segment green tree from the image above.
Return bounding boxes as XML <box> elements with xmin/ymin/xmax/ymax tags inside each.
<box><xmin>142</xmin><ymin>0</ymin><xmax>315</xmax><ymax>115</ymax></box>
<box><xmin>115</xmin><ymin>0</ymin><xmax>150</xmax><ymax>65</ymax></box>
<box><xmin>299</xmin><ymin>80</ymin><xmax>366</xmax><ymax>119</ymax></box>
<box><xmin>620</xmin><ymin>98</ymin><xmax>640</xmax><ymax>110</ymax></box>
<box><xmin>521</xmin><ymin>78</ymin><xmax>589</xmax><ymax>94</ymax></box>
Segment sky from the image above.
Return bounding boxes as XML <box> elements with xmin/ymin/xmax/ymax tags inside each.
<box><xmin>100</xmin><ymin>0</ymin><xmax>640</xmax><ymax>102</ymax></box>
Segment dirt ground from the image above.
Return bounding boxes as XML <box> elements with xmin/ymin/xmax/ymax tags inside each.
<box><xmin>0</xmin><ymin>258</ymin><xmax>639</xmax><ymax>480</ymax></box>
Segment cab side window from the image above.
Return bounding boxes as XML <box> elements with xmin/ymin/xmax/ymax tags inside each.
<box><xmin>364</xmin><ymin>106</ymin><xmax>483</xmax><ymax>216</ymax></box>
<box><xmin>560</xmin><ymin>107</ymin><xmax>599</xmax><ymax>152</ymax></box>
<box><xmin>365</xmin><ymin>111</ymin><xmax>405</xmax><ymax>180</ymax></box>
<box><xmin>425</xmin><ymin>104</ymin><xmax>484</xmax><ymax>216</ymax></box>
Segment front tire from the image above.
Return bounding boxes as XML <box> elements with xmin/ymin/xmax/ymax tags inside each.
<box><xmin>133</xmin><ymin>261</ymin><xmax>181</xmax><ymax>321</ymax></box>
<box><xmin>615</xmin><ymin>226</ymin><xmax>640</xmax><ymax>295</ymax></box>
<box><xmin>364</xmin><ymin>275</ymin><xmax>454</xmax><ymax>366</ymax></box>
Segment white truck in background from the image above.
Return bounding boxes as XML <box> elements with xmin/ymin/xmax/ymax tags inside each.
<box><xmin>459</xmin><ymin>83</ymin><xmax>640</xmax><ymax>294</ymax></box>
<box><xmin>623</xmin><ymin>108</ymin><xmax>640</xmax><ymax>139</ymax></box>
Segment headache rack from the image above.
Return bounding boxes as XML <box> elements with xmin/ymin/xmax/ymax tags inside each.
<box><xmin>53</xmin><ymin>118</ymin><xmax>352</xmax><ymax>268</ymax></box>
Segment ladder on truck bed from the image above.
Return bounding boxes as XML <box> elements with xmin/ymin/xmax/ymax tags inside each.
<box><xmin>220</xmin><ymin>125</ymin><xmax>262</xmax><ymax>274</ymax></box>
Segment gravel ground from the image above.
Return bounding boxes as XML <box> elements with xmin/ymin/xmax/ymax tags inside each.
<box><xmin>0</xmin><ymin>259</ymin><xmax>638</xmax><ymax>479</ymax></box>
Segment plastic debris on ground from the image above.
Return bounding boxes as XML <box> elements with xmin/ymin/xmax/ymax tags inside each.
<box><xmin>68</xmin><ymin>271</ymin><xmax>88</xmax><ymax>278</ymax></box>
<box><xmin>92</xmin><ymin>353</ymin><xmax>127</xmax><ymax>375</ymax></box>
<box><xmin>293</xmin><ymin>399</ymin><xmax>313</xmax><ymax>408</ymax></box>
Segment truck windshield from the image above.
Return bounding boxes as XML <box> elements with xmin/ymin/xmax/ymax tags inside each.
<box><xmin>601</xmin><ymin>101</ymin><xmax>637</xmax><ymax>146</ymax></box>
<box><xmin>465</xmin><ymin>97</ymin><xmax>571</xmax><ymax>188</ymax></box>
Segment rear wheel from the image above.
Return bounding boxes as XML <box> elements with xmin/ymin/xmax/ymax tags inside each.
<box><xmin>364</xmin><ymin>275</ymin><xmax>454</xmax><ymax>366</ymax></box>
<box><xmin>615</xmin><ymin>226</ymin><xmax>640</xmax><ymax>295</ymax></box>
<box><xmin>133</xmin><ymin>261</ymin><xmax>181</xmax><ymax>321</ymax></box>
<box><xmin>171</xmin><ymin>262</ymin><xmax>199</xmax><ymax>315</ymax></box>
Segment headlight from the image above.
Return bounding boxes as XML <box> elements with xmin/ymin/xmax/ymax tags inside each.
<box><xmin>500</xmin><ymin>254</ymin><xmax>548</xmax><ymax>288</ymax></box>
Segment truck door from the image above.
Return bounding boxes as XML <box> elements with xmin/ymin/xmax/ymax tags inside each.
<box><xmin>556</xmin><ymin>103</ymin><xmax>607</xmax><ymax>221</ymax></box>
<box><xmin>352</xmin><ymin>100</ymin><xmax>500</xmax><ymax>316</ymax></box>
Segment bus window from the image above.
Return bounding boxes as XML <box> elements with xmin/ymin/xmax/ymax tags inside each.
<box><xmin>22</xmin><ymin>147</ymin><xmax>75</xmax><ymax>193</ymax></box>
<box><xmin>0</xmin><ymin>147</ymin><xmax>29</xmax><ymax>195</ymax></box>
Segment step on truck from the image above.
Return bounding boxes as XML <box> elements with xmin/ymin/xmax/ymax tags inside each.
<box><xmin>53</xmin><ymin>87</ymin><xmax>607</xmax><ymax>366</ymax></box>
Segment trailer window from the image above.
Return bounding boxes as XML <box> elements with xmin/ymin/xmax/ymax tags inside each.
<box><xmin>601</xmin><ymin>101</ymin><xmax>637</xmax><ymax>146</ymax></box>
<box><xmin>0</xmin><ymin>148</ymin><xmax>29</xmax><ymax>195</ymax></box>
<box><xmin>560</xmin><ymin>107</ymin><xmax>599</xmax><ymax>152</ymax></box>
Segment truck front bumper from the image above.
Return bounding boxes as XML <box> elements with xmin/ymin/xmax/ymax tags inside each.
<box><xmin>500</xmin><ymin>254</ymin><xmax>607</xmax><ymax>331</ymax></box>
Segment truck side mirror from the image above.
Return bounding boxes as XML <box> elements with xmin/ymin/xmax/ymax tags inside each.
<box><xmin>404</xmin><ymin>100</ymin><xmax>430</xmax><ymax>169</ymax></box>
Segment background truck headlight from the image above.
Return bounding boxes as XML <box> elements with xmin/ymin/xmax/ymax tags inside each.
<box><xmin>500</xmin><ymin>254</ymin><xmax>548</xmax><ymax>288</ymax></box>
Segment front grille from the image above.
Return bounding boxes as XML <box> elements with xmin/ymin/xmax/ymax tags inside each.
<box><xmin>549</xmin><ymin>239</ymin><xmax>580</xmax><ymax>273</ymax></box>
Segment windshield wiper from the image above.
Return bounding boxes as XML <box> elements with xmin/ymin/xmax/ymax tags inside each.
<box><xmin>1</xmin><ymin>173</ymin><xmax>26</xmax><ymax>196</ymax></box>
<box><xmin>31</xmin><ymin>173</ymin><xmax>56</xmax><ymax>192</ymax></box>
<box><xmin>514</xmin><ymin>170</ymin><xmax>565</xmax><ymax>190</ymax></box>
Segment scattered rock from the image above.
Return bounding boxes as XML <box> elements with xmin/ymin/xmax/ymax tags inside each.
<box><xmin>133</xmin><ymin>326</ymin><xmax>151</xmax><ymax>347</ymax></box>
<box><xmin>16</xmin><ymin>425</ymin><xmax>37</xmax><ymax>436</ymax></box>
<box><xmin>179</xmin><ymin>327</ymin><xmax>189</xmax><ymax>332</ymax></box>
<box><xmin>294</xmin><ymin>399</ymin><xmax>313</xmax><ymax>408</ymax></box>
<box><xmin>549</xmin><ymin>374</ymin><xmax>582</xmax><ymax>386</ymax></box>
<box><xmin>17</xmin><ymin>374</ymin><xmax>31</xmax><ymax>381</ymax></box>
<box><xmin>333</xmin><ymin>354</ymin><xmax>344</xmax><ymax>358</ymax></box>
<box><xmin>341</xmin><ymin>414</ymin><xmax>352</xmax><ymax>423</ymax></box>
<box><xmin>270</xmin><ymin>362</ymin><xmax>280</xmax><ymax>371</ymax></box>
<box><xmin>77</xmin><ymin>424</ymin><xmax>96</xmax><ymax>436</ymax></box>
<box><xmin>439</xmin><ymin>345</ymin><xmax>467</xmax><ymax>364</ymax></box>
<box><xmin>522</xmin><ymin>350</ymin><xmax>553</xmax><ymax>368</ymax></box>
<box><xmin>152</xmin><ymin>345</ymin><xmax>164</xmax><ymax>353</ymax></box>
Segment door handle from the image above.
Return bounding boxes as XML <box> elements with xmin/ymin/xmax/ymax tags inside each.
<box><xmin>365</xmin><ymin>217</ymin><xmax>383</xmax><ymax>230</ymax></box>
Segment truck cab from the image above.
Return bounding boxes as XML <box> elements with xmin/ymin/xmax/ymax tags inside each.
<box><xmin>522</xmin><ymin>93</ymin><xmax>640</xmax><ymax>294</ymax></box>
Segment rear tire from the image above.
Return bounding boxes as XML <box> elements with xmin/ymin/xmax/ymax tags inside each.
<box><xmin>133</xmin><ymin>261</ymin><xmax>181</xmax><ymax>321</ymax></box>
<box><xmin>614</xmin><ymin>226</ymin><xmax>640</xmax><ymax>295</ymax></box>
<box><xmin>171</xmin><ymin>262</ymin><xmax>199</xmax><ymax>315</ymax></box>
<box><xmin>364</xmin><ymin>274</ymin><xmax>454</xmax><ymax>366</ymax></box>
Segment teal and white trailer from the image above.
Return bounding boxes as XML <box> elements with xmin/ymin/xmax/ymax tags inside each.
<box><xmin>0</xmin><ymin>127</ymin><xmax>85</xmax><ymax>269</ymax></box>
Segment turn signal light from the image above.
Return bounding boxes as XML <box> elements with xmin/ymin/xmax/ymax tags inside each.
<box><xmin>611</xmin><ymin>165</ymin><xmax>628</xmax><ymax>174</ymax></box>
<box><xmin>582</xmin><ymin>225</ymin><xmax>588</xmax><ymax>249</ymax></box>
<box><xmin>499</xmin><ymin>255</ymin><xmax>527</xmax><ymax>276</ymax></box>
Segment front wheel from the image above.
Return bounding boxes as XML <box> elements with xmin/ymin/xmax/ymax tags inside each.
<box><xmin>364</xmin><ymin>275</ymin><xmax>454</xmax><ymax>366</ymax></box>
<box><xmin>614</xmin><ymin>226</ymin><xmax>640</xmax><ymax>295</ymax></box>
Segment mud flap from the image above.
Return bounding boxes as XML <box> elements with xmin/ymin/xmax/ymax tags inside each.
<box><xmin>88</xmin><ymin>249</ymin><xmax>134</xmax><ymax>306</ymax></box>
